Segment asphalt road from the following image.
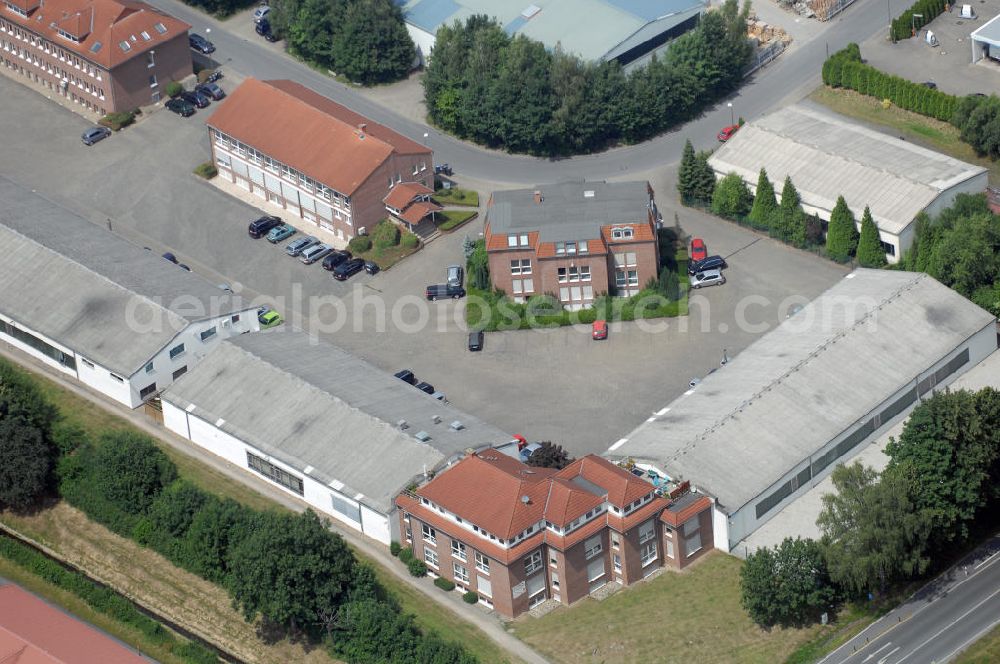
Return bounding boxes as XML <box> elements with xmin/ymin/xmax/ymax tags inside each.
<box><xmin>145</xmin><ymin>0</ymin><xmax>919</xmax><ymax>185</ymax></box>
<box><xmin>820</xmin><ymin>535</ymin><xmax>1000</xmax><ymax>664</ymax></box>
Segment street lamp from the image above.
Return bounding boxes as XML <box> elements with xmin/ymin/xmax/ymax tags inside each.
<box><xmin>423</xmin><ymin>132</ymin><xmax>429</xmax><ymax>145</ymax></box>
<box><xmin>912</xmin><ymin>13</ymin><xmax>922</xmax><ymax>37</ymax></box>
<box><xmin>727</xmin><ymin>102</ymin><xmax>734</xmax><ymax>126</ymax></box>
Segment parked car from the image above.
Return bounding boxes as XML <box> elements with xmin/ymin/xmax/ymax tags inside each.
<box><xmin>446</xmin><ymin>264</ymin><xmax>464</xmax><ymax>287</ymax></box>
<box><xmin>81</xmin><ymin>125</ymin><xmax>111</xmax><ymax>145</ymax></box>
<box><xmin>592</xmin><ymin>319</ymin><xmax>608</xmax><ymax>340</ymax></box>
<box><xmin>434</xmin><ymin>164</ymin><xmax>453</xmax><ymax>176</ymax></box>
<box><xmin>267</xmin><ymin>224</ymin><xmax>296</xmax><ymax>243</ymax></box>
<box><xmin>690</xmin><ymin>269</ymin><xmax>726</xmax><ymax>289</ymax></box>
<box><xmin>468</xmin><ymin>330</ymin><xmax>484</xmax><ymax>352</ymax></box>
<box><xmin>258</xmin><ymin>307</ymin><xmax>283</xmax><ymax>329</ymax></box>
<box><xmin>690</xmin><ymin>237</ymin><xmax>708</xmax><ymax>262</ymax></box>
<box><xmin>165</xmin><ymin>98</ymin><xmax>195</xmax><ymax>117</ymax></box>
<box><xmin>415</xmin><ymin>381</ymin><xmax>435</xmax><ymax>395</ymax></box>
<box><xmin>394</xmin><ymin>369</ymin><xmax>416</xmax><ymax>384</ymax></box>
<box><xmin>177</xmin><ymin>263</ymin><xmax>191</xmax><ymax>271</ymax></box>
<box><xmin>162</xmin><ymin>252</ymin><xmax>178</xmax><ymax>263</ymax></box>
<box><xmin>425</xmin><ymin>284</ymin><xmax>466</xmax><ymax>301</ymax></box>
<box><xmin>717</xmin><ymin>124</ymin><xmax>739</xmax><ymax>142</ymax></box>
<box><xmin>364</xmin><ymin>260</ymin><xmax>380</xmax><ymax>275</ymax></box>
<box><xmin>253</xmin><ymin>5</ymin><xmax>270</xmax><ymax>22</ymax></box>
<box><xmin>180</xmin><ymin>90</ymin><xmax>211</xmax><ymax>108</ymax></box>
<box><xmin>189</xmin><ymin>33</ymin><xmax>215</xmax><ymax>54</ymax></box>
<box><xmin>248</xmin><ymin>215</ymin><xmax>282</xmax><ymax>239</ymax></box>
<box><xmin>300</xmin><ymin>243</ymin><xmax>333</xmax><ymax>265</ymax></box>
<box><xmin>195</xmin><ymin>82</ymin><xmax>225</xmax><ymax>100</ymax></box>
<box><xmin>285</xmin><ymin>236</ymin><xmax>319</xmax><ymax>256</ymax></box>
<box><xmin>255</xmin><ymin>18</ymin><xmax>279</xmax><ymax>41</ymax></box>
<box><xmin>332</xmin><ymin>257</ymin><xmax>365</xmax><ymax>280</ymax></box>
<box><xmin>322</xmin><ymin>250</ymin><xmax>352</xmax><ymax>271</ymax></box>
<box><xmin>687</xmin><ymin>255</ymin><xmax>727</xmax><ymax>275</ymax></box>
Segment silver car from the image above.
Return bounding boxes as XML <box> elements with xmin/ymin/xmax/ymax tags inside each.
<box><xmin>689</xmin><ymin>269</ymin><xmax>726</xmax><ymax>289</ymax></box>
<box><xmin>285</xmin><ymin>236</ymin><xmax>319</xmax><ymax>257</ymax></box>
<box><xmin>300</xmin><ymin>243</ymin><xmax>333</xmax><ymax>264</ymax></box>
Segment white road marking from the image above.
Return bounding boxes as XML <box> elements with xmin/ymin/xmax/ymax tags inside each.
<box><xmin>656</xmin><ymin>407</ymin><xmax>671</xmax><ymax>416</ymax></box>
<box><xmin>895</xmin><ymin>586</ymin><xmax>1000</xmax><ymax>664</ymax></box>
<box><xmin>877</xmin><ymin>646</ymin><xmax>900</xmax><ymax>664</ymax></box>
<box><xmin>975</xmin><ymin>549</ymin><xmax>999</xmax><ymax>570</ymax></box>
<box><xmin>607</xmin><ymin>437</ymin><xmax>628</xmax><ymax>452</ymax></box>
<box><xmin>864</xmin><ymin>643</ymin><xmax>893</xmax><ymax>662</ymax></box>
<box><xmin>938</xmin><ymin>614</ymin><xmax>1000</xmax><ymax>663</ymax></box>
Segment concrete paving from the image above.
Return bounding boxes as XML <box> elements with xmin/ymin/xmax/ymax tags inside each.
<box><xmin>739</xmin><ymin>348</ymin><xmax>1000</xmax><ymax>556</ymax></box>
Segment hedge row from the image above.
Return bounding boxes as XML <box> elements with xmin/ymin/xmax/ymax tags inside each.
<box><xmin>822</xmin><ymin>44</ymin><xmax>958</xmax><ymax>122</ymax></box>
<box><xmin>891</xmin><ymin>0</ymin><xmax>947</xmax><ymax>41</ymax></box>
<box><xmin>0</xmin><ymin>536</ymin><xmax>217</xmax><ymax>663</ymax></box>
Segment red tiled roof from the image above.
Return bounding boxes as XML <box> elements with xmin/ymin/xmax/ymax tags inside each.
<box><xmin>207</xmin><ymin>79</ymin><xmax>431</xmax><ymax>197</ymax></box>
<box><xmin>660</xmin><ymin>495</ymin><xmax>713</xmax><ymax>528</ymax></box>
<box><xmin>600</xmin><ymin>221</ymin><xmax>656</xmax><ymax>244</ymax></box>
<box><xmin>383</xmin><ymin>182</ymin><xmax>433</xmax><ymax>210</ymax></box>
<box><xmin>0</xmin><ymin>583</ymin><xmax>148</xmax><ymax>663</ymax></box>
<box><xmin>483</xmin><ymin>223</ymin><xmax>539</xmax><ymax>252</ymax></box>
<box><xmin>542</xmin><ymin>477</ymin><xmax>606</xmax><ymax>526</ymax></box>
<box><xmin>398</xmin><ymin>200</ymin><xmax>441</xmax><ymax>225</ymax></box>
<box><xmin>3</xmin><ymin>0</ymin><xmax>191</xmax><ymax>69</ymax></box>
<box><xmin>556</xmin><ymin>456</ymin><xmax>653</xmax><ymax>507</ymax></box>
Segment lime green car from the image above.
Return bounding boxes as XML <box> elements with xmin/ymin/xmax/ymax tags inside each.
<box><xmin>257</xmin><ymin>307</ymin><xmax>283</xmax><ymax>329</ymax></box>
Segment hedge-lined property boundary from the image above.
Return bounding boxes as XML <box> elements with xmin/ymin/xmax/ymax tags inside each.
<box><xmin>890</xmin><ymin>0</ymin><xmax>947</xmax><ymax>41</ymax></box>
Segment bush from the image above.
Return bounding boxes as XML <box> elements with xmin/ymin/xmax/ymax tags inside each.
<box><xmin>197</xmin><ymin>69</ymin><xmax>219</xmax><ymax>84</ymax></box>
<box><xmin>193</xmin><ymin>162</ymin><xmax>217</xmax><ymax>179</ymax></box>
<box><xmin>390</xmin><ymin>541</ymin><xmax>402</xmax><ymax>557</ymax></box>
<box><xmin>400</xmin><ymin>232</ymin><xmax>419</xmax><ymax>249</ymax></box>
<box><xmin>711</xmin><ymin>172</ymin><xmax>753</xmax><ymax>219</ymax></box>
<box><xmin>348</xmin><ymin>235</ymin><xmax>373</xmax><ymax>253</ymax></box>
<box><xmin>434</xmin><ymin>576</ymin><xmax>455</xmax><ymax>591</ymax></box>
<box><xmin>462</xmin><ymin>591</ymin><xmax>479</xmax><ymax>604</ymax></box>
<box><xmin>98</xmin><ymin>111</ymin><xmax>136</xmax><ymax>131</ymax></box>
<box><xmin>165</xmin><ymin>81</ymin><xmax>183</xmax><ymax>98</ymax></box>
<box><xmin>398</xmin><ymin>547</ymin><xmax>414</xmax><ymax>564</ymax></box>
<box><xmin>891</xmin><ymin>0</ymin><xmax>946</xmax><ymax>41</ymax></box>
<box><xmin>407</xmin><ymin>558</ymin><xmax>427</xmax><ymax>577</ymax></box>
<box><xmin>371</xmin><ymin>220</ymin><xmax>400</xmax><ymax>250</ymax></box>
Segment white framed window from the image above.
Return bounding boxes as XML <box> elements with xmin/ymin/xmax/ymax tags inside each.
<box><xmin>453</xmin><ymin>563</ymin><xmax>469</xmax><ymax>583</ymax></box>
<box><xmin>613</xmin><ymin>553</ymin><xmax>622</xmax><ymax>573</ymax></box>
<box><xmin>451</xmin><ymin>540</ymin><xmax>466</xmax><ymax>561</ymax></box>
<box><xmin>587</xmin><ymin>558</ymin><xmax>605</xmax><ymax>583</ymax></box>
<box><xmin>686</xmin><ymin>530</ymin><xmax>703</xmax><ymax>557</ymax></box>
<box><xmin>641</xmin><ymin>541</ymin><xmax>658</xmax><ymax>566</ymax></box>
<box><xmin>580</xmin><ymin>265</ymin><xmax>591</xmax><ymax>282</ymax></box>
<box><xmin>510</xmin><ymin>259</ymin><xmax>522</xmax><ymax>275</ymax></box>
<box><xmin>555</xmin><ymin>242</ymin><xmax>565</xmax><ymax>255</ymax></box>
<box><xmin>512</xmin><ymin>279</ymin><xmax>523</xmax><ymax>295</ymax></box>
<box><xmin>611</xmin><ymin>533</ymin><xmax>620</xmax><ymax>550</ymax></box>
<box><xmin>612</xmin><ymin>227</ymin><xmax>634</xmax><ymax>240</ymax></box>
<box><xmin>422</xmin><ymin>523</ymin><xmax>436</xmax><ymax>545</ymax></box>
<box><xmin>475</xmin><ymin>552</ymin><xmax>490</xmax><ymax>574</ymax></box>
<box><xmin>507</xmin><ymin>234</ymin><xmax>518</xmax><ymax>248</ymax></box>
<box><xmin>566</xmin><ymin>241</ymin><xmax>577</xmax><ymax>255</ymax></box>
<box><xmin>146</xmin><ymin>51</ymin><xmax>154</xmax><ymax>68</ymax></box>
<box><xmin>584</xmin><ymin>535</ymin><xmax>603</xmax><ymax>560</ymax></box>
<box><xmin>522</xmin><ymin>278</ymin><xmax>534</xmax><ymax>293</ymax></box>
<box><xmin>524</xmin><ymin>550</ymin><xmax>543</xmax><ymax>575</ymax></box>
<box><xmin>169</xmin><ymin>343</ymin><xmax>185</xmax><ymax>359</ymax></box>
<box><xmin>148</xmin><ymin>73</ymin><xmax>156</xmax><ymax>88</ymax></box>
<box><xmin>666</xmin><ymin>538</ymin><xmax>675</xmax><ymax>559</ymax></box>
<box><xmin>519</xmin><ymin>234</ymin><xmax>528</xmax><ymax>247</ymax></box>
<box><xmin>549</xmin><ymin>553</ymin><xmax>558</xmax><ymax>567</ymax></box>
<box><xmin>551</xmin><ymin>571</ymin><xmax>560</xmax><ymax>588</ymax></box>
<box><xmin>199</xmin><ymin>327</ymin><xmax>217</xmax><ymax>342</ymax></box>
<box><xmin>144</xmin><ymin>361</ymin><xmax>154</xmax><ymax>374</ymax></box>
<box><xmin>579</xmin><ymin>241</ymin><xmax>588</xmax><ymax>254</ymax></box>
<box><xmin>424</xmin><ymin>547</ymin><xmax>439</xmax><ymax>569</ymax></box>
<box><xmin>557</xmin><ymin>267</ymin><xmax>567</xmax><ymax>283</ymax></box>
<box><xmin>639</xmin><ymin>520</ymin><xmax>655</xmax><ymax>545</ymax></box>
<box><xmin>628</xmin><ymin>269</ymin><xmax>639</xmax><ymax>286</ymax></box>
<box><xmin>477</xmin><ymin>576</ymin><xmax>492</xmax><ymax>598</ymax></box>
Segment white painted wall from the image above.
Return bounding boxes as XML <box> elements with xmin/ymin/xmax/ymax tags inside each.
<box><xmin>711</xmin><ymin>502</ymin><xmax>730</xmax><ymax>553</ymax></box>
<box><xmin>405</xmin><ymin>25</ymin><xmax>436</xmax><ymax>67</ymax></box>
<box><xmin>0</xmin><ymin>317</ymin><xmax>78</xmax><ymax>377</ymax></box>
<box><xmin>77</xmin><ymin>357</ymin><xmax>135</xmax><ymax>406</ymax></box>
<box><xmin>163</xmin><ymin>401</ymin><xmax>392</xmax><ymax>545</ymax></box>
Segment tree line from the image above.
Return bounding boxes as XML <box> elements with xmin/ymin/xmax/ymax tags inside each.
<box><xmin>180</xmin><ymin>0</ymin><xmax>256</xmax><ymax>18</ymax></box>
<box><xmin>269</xmin><ymin>0</ymin><xmax>414</xmax><ymax>85</ymax></box>
<box><xmin>678</xmin><ymin>141</ymin><xmax>887</xmax><ymax>267</ymax></box>
<box><xmin>0</xmin><ymin>360</ymin><xmax>476</xmax><ymax>664</ymax></box>
<box><xmin>741</xmin><ymin>386</ymin><xmax>1000</xmax><ymax>629</ymax></box>
<box><xmin>423</xmin><ymin>1</ymin><xmax>753</xmax><ymax>156</ymax></box>
<box><xmin>890</xmin><ymin>0</ymin><xmax>947</xmax><ymax>42</ymax></box>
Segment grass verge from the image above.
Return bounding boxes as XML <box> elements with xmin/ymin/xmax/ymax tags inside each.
<box><xmin>437</xmin><ymin>210</ymin><xmax>477</xmax><ymax>232</ymax></box>
<box><xmin>514</xmin><ymin>552</ymin><xmax>825</xmax><ymax>664</ymax></box>
<box><xmin>953</xmin><ymin>622</ymin><xmax>1000</xmax><ymax>663</ymax></box>
<box><xmin>432</xmin><ymin>187</ymin><xmax>479</xmax><ymax>207</ymax></box>
<box><xmin>7</xmin><ymin>360</ymin><xmax>508</xmax><ymax>664</ymax></box>
<box><xmin>809</xmin><ymin>87</ymin><xmax>1000</xmax><ymax>186</ymax></box>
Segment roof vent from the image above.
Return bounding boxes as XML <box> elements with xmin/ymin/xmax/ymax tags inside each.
<box><xmin>521</xmin><ymin>495</ymin><xmax>531</xmax><ymax>504</ymax></box>
<box><xmin>584</xmin><ymin>190</ymin><xmax>595</xmax><ymax>198</ymax></box>
<box><xmin>521</xmin><ymin>4</ymin><xmax>541</xmax><ymax>19</ymax></box>
<box><xmin>450</xmin><ymin>420</ymin><xmax>464</xmax><ymax>431</ymax></box>
<box><xmin>415</xmin><ymin>431</ymin><xmax>431</xmax><ymax>442</ymax></box>
<box><xmin>432</xmin><ymin>415</ymin><xmax>441</xmax><ymax>424</ymax></box>
<box><xmin>356</xmin><ymin>123</ymin><xmax>367</xmax><ymax>139</ymax></box>
<box><xmin>397</xmin><ymin>419</ymin><xmax>408</xmax><ymax>430</ymax></box>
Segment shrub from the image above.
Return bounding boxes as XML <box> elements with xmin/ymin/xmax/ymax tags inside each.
<box><xmin>371</xmin><ymin>219</ymin><xmax>400</xmax><ymax>250</ymax></box>
<box><xmin>98</xmin><ymin>111</ymin><xmax>136</xmax><ymax>131</ymax></box>
<box><xmin>165</xmin><ymin>81</ymin><xmax>183</xmax><ymax>98</ymax></box>
<box><xmin>407</xmin><ymin>558</ymin><xmax>427</xmax><ymax>577</ymax></box>
<box><xmin>711</xmin><ymin>172</ymin><xmax>753</xmax><ymax>219</ymax></box>
<box><xmin>193</xmin><ymin>162</ymin><xmax>217</xmax><ymax>179</ymax></box>
<box><xmin>398</xmin><ymin>547</ymin><xmax>414</xmax><ymax>564</ymax></box>
<box><xmin>462</xmin><ymin>591</ymin><xmax>479</xmax><ymax>604</ymax></box>
<box><xmin>434</xmin><ymin>576</ymin><xmax>455</xmax><ymax>591</ymax></box>
<box><xmin>400</xmin><ymin>232</ymin><xmax>419</xmax><ymax>249</ymax></box>
<box><xmin>390</xmin><ymin>541</ymin><xmax>402</xmax><ymax>557</ymax></box>
<box><xmin>348</xmin><ymin>235</ymin><xmax>373</xmax><ymax>253</ymax></box>
<box><xmin>197</xmin><ymin>69</ymin><xmax>219</xmax><ymax>84</ymax></box>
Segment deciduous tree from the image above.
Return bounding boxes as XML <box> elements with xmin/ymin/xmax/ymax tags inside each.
<box><xmin>526</xmin><ymin>442</ymin><xmax>573</xmax><ymax>470</ymax></box>
<box><xmin>740</xmin><ymin>537</ymin><xmax>837</xmax><ymax>628</ymax></box>
<box><xmin>711</xmin><ymin>172</ymin><xmax>753</xmax><ymax>219</ymax></box>
<box><xmin>0</xmin><ymin>362</ymin><xmax>57</xmax><ymax>510</ymax></box>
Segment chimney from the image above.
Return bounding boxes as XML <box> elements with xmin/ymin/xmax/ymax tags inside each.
<box><xmin>533</xmin><ymin>190</ymin><xmax>543</xmax><ymax>204</ymax></box>
<box><xmin>356</xmin><ymin>123</ymin><xmax>367</xmax><ymax>139</ymax></box>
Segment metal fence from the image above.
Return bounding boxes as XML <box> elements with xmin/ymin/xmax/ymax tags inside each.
<box><xmin>814</xmin><ymin>0</ymin><xmax>861</xmax><ymax>21</ymax></box>
<box><xmin>744</xmin><ymin>40</ymin><xmax>787</xmax><ymax>77</ymax></box>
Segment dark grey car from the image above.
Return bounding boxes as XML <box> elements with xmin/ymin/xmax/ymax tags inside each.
<box><xmin>196</xmin><ymin>82</ymin><xmax>225</xmax><ymax>100</ymax></box>
<box><xmin>81</xmin><ymin>126</ymin><xmax>111</xmax><ymax>145</ymax></box>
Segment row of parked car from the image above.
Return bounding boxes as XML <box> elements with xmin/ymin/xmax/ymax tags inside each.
<box><xmin>425</xmin><ymin>265</ymin><xmax>466</xmax><ymax>300</ymax></box>
<box><xmin>248</xmin><ymin>215</ymin><xmax>379</xmax><ymax>281</ymax></box>
<box><xmin>394</xmin><ymin>369</ymin><xmax>446</xmax><ymax>401</ymax></box>
<box><xmin>687</xmin><ymin>237</ymin><xmax>728</xmax><ymax>289</ymax></box>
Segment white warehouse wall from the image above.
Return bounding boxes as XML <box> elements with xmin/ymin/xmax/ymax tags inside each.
<box><xmin>0</xmin><ymin>317</ymin><xmax>79</xmax><ymax>378</ymax></box>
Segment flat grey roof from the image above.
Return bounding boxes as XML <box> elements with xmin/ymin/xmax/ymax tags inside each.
<box><xmin>971</xmin><ymin>14</ymin><xmax>1000</xmax><ymax>46</ymax></box>
<box><xmin>489</xmin><ymin>180</ymin><xmax>650</xmax><ymax>243</ymax></box>
<box><xmin>0</xmin><ymin>177</ymin><xmax>247</xmax><ymax>376</ymax></box>
<box><xmin>708</xmin><ymin>104</ymin><xmax>987</xmax><ymax>235</ymax></box>
<box><xmin>162</xmin><ymin>330</ymin><xmax>513</xmax><ymax>512</ymax></box>
<box><xmin>610</xmin><ymin>269</ymin><xmax>995</xmax><ymax>513</ymax></box>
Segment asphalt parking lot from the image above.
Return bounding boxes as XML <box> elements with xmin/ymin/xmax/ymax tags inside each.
<box><xmin>0</xmin><ymin>75</ymin><xmax>848</xmax><ymax>455</ymax></box>
<box><xmin>861</xmin><ymin>0</ymin><xmax>1000</xmax><ymax>95</ymax></box>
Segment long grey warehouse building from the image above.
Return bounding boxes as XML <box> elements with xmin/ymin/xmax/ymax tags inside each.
<box><xmin>0</xmin><ymin>176</ymin><xmax>259</xmax><ymax>408</ymax></box>
<box><xmin>708</xmin><ymin>104</ymin><xmax>988</xmax><ymax>264</ymax></box>
<box><xmin>607</xmin><ymin>269</ymin><xmax>997</xmax><ymax>552</ymax></box>
<box><xmin>161</xmin><ymin>330</ymin><xmax>512</xmax><ymax>544</ymax></box>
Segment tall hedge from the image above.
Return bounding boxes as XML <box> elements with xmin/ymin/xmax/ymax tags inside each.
<box><xmin>826</xmin><ymin>196</ymin><xmax>858</xmax><ymax>262</ymax></box>
<box><xmin>748</xmin><ymin>168</ymin><xmax>777</xmax><ymax>230</ymax></box>
<box><xmin>822</xmin><ymin>44</ymin><xmax>958</xmax><ymax>122</ymax></box>
<box><xmin>856</xmin><ymin>206</ymin><xmax>888</xmax><ymax>267</ymax></box>
<box><xmin>890</xmin><ymin>0</ymin><xmax>947</xmax><ymax>42</ymax></box>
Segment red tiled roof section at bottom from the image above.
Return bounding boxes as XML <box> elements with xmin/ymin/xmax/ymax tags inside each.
<box><xmin>0</xmin><ymin>583</ymin><xmax>149</xmax><ymax>664</ymax></box>
<box><xmin>483</xmin><ymin>225</ymin><xmax>539</xmax><ymax>252</ymax></box>
<box><xmin>557</xmin><ymin>456</ymin><xmax>655</xmax><ymax>507</ymax></box>
<box><xmin>398</xmin><ymin>201</ymin><xmax>442</xmax><ymax>225</ymax></box>
<box><xmin>660</xmin><ymin>495</ymin><xmax>713</xmax><ymax>527</ymax></box>
<box><xmin>600</xmin><ymin>221</ymin><xmax>656</xmax><ymax>244</ymax></box>
<box><xmin>383</xmin><ymin>182</ymin><xmax>434</xmax><ymax>210</ymax></box>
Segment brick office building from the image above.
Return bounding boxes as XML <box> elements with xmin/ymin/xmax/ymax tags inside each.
<box><xmin>0</xmin><ymin>0</ymin><xmax>191</xmax><ymax>115</ymax></box>
<box><xmin>483</xmin><ymin>181</ymin><xmax>661</xmax><ymax>310</ymax></box>
<box><xmin>206</xmin><ymin>78</ymin><xmax>434</xmax><ymax>242</ymax></box>
<box><xmin>395</xmin><ymin>450</ymin><xmax>713</xmax><ymax>619</ymax></box>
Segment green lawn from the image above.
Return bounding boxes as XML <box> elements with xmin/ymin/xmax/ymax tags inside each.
<box><xmin>13</xmin><ymin>360</ymin><xmax>511</xmax><ymax>664</ymax></box>
<box><xmin>954</xmin><ymin>623</ymin><xmax>1000</xmax><ymax>663</ymax></box>
<box><xmin>809</xmin><ymin>87</ymin><xmax>1000</xmax><ymax>186</ymax></box>
<box><xmin>514</xmin><ymin>552</ymin><xmax>828</xmax><ymax>664</ymax></box>
<box><xmin>437</xmin><ymin>210</ymin><xmax>477</xmax><ymax>232</ymax></box>
<box><xmin>432</xmin><ymin>187</ymin><xmax>480</xmax><ymax>207</ymax></box>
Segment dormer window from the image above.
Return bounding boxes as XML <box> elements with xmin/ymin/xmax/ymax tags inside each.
<box><xmin>119</xmin><ymin>40</ymin><xmax>131</xmax><ymax>52</ymax></box>
<box><xmin>57</xmin><ymin>29</ymin><xmax>78</xmax><ymax>43</ymax></box>
<box><xmin>611</xmin><ymin>227</ymin><xmax>634</xmax><ymax>240</ymax></box>
<box><xmin>5</xmin><ymin>3</ymin><xmax>28</xmax><ymax>18</ymax></box>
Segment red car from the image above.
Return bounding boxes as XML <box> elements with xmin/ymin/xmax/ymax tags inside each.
<box><xmin>717</xmin><ymin>124</ymin><xmax>739</xmax><ymax>142</ymax></box>
<box><xmin>592</xmin><ymin>319</ymin><xmax>608</xmax><ymax>340</ymax></box>
<box><xmin>690</xmin><ymin>237</ymin><xmax>708</xmax><ymax>262</ymax></box>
